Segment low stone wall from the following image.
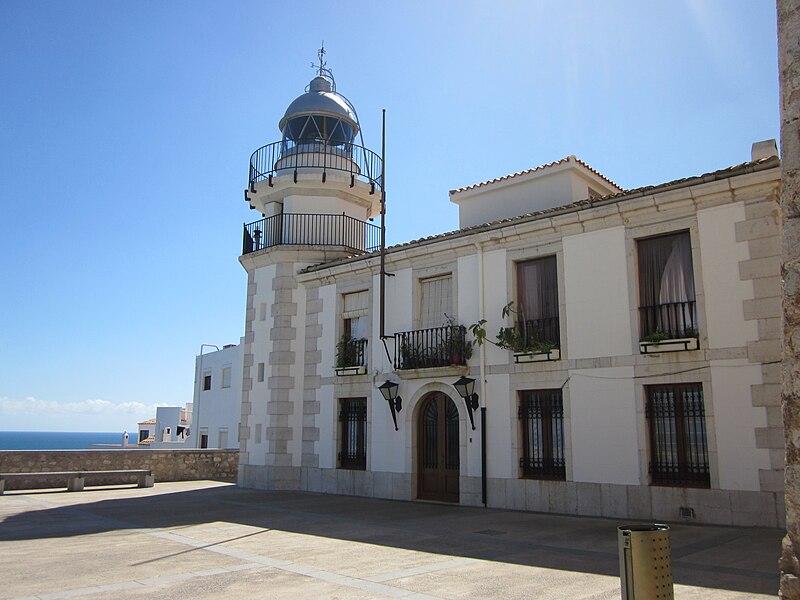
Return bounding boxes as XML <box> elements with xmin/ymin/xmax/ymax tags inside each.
<box><xmin>0</xmin><ymin>449</ymin><xmax>238</xmax><ymax>490</ymax></box>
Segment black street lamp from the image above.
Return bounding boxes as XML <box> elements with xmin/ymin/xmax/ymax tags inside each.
<box><xmin>378</xmin><ymin>380</ymin><xmax>402</xmax><ymax>431</ymax></box>
<box><xmin>453</xmin><ymin>376</ymin><xmax>479</xmax><ymax>430</ymax></box>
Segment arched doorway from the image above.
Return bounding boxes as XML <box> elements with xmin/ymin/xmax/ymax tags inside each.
<box><xmin>417</xmin><ymin>392</ymin><xmax>460</xmax><ymax>502</ymax></box>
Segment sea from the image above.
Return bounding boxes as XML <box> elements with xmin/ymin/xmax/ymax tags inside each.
<box><xmin>0</xmin><ymin>431</ymin><xmax>129</xmax><ymax>450</ymax></box>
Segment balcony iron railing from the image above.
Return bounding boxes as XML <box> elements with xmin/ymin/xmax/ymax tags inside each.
<box><xmin>394</xmin><ymin>325</ymin><xmax>469</xmax><ymax>370</ymax></box>
<box><xmin>249</xmin><ymin>140</ymin><xmax>383</xmax><ymax>192</ymax></box>
<box><xmin>518</xmin><ymin>317</ymin><xmax>561</xmax><ymax>349</ymax></box>
<box><xmin>242</xmin><ymin>213</ymin><xmax>381</xmax><ymax>255</ymax></box>
<box><xmin>639</xmin><ymin>300</ymin><xmax>698</xmax><ymax>340</ymax></box>
<box><xmin>336</xmin><ymin>337</ymin><xmax>368</xmax><ymax>370</ymax></box>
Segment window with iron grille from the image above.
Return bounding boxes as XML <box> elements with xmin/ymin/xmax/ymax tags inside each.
<box><xmin>646</xmin><ymin>383</ymin><xmax>710</xmax><ymax>487</ymax></box>
<box><xmin>518</xmin><ymin>389</ymin><xmax>566</xmax><ymax>480</ymax></box>
<box><xmin>338</xmin><ymin>398</ymin><xmax>367</xmax><ymax>470</ymax></box>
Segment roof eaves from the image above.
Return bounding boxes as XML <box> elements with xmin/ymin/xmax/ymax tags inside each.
<box><xmin>448</xmin><ymin>155</ymin><xmax>622</xmax><ymax>195</ymax></box>
<box><xmin>300</xmin><ymin>156</ymin><xmax>779</xmax><ymax>275</ymax></box>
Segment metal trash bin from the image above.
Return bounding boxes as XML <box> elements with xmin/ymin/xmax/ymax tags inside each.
<box><xmin>618</xmin><ymin>524</ymin><xmax>673</xmax><ymax>599</ymax></box>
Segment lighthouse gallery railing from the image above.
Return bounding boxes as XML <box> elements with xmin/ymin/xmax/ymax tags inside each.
<box><xmin>248</xmin><ymin>140</ymin><xmax>383</xmax><ymax>191</ymax></box>
<box><xmin>243</xmin><ymin>213</ymin><xmax>382</xmax><ymax>255</ymax></box>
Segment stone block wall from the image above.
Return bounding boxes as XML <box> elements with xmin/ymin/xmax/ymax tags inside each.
<box><xmin>0</xmin><ymin>449</ymin><xmax>238</xmax><ymax>490</ymax></box>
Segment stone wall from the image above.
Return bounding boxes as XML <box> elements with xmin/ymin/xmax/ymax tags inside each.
<box><xmin>780</xmin><ymin>0</ymin><xmax>800</xmax><ymax>598</ymax></box>
<box><xmin>0</xmin><ymin>449</ymin><xmax>238</xmax><ymax>490</ymax></box>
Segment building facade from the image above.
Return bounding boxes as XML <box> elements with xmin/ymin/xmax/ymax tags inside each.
<box><xmin>235</xmin><ymin>60</ymin><xmax>784</xmax><ymax>527</ymax></box>
<box><xmin>189</xmin><ymin>343</ymin><xmax>242</xmax><ymax>450</ymax></box>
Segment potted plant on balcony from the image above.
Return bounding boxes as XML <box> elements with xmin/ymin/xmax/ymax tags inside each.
<box><xmin>639</xmin><ymin>327</ymin><xmax>699</xmax><ymax>354</ymax></box>
<box><xmin>335</xmin><ymin>332</ymin><xmax>366</xmax><ymax>375</ymax></box>
<box><xmin>441</xmin><ymin>315</ymin><xmax>473</xmax><ymax>366</ymax></box>
<box><xmin>469</xmin><ymin>302</ymin><xmax>560</xmax><ymax>363</ymax></box>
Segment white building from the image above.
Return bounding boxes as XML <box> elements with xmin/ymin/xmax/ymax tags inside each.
<box><xmin>148</xmin><ymin>404</ymin><xmax>192</xmax><ymax>449</ymax></box>
<box><xmin>234</xmin><ymin>57</ymin><xmax>784</xmax><ymax>527</ymax></box>
<box><xmin>189</xmin><ymin>343</ymin><xmax>242</xmax><ymax>449</ymax></box>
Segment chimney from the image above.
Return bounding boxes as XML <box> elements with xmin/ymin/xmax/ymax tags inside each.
<box><xmin>751</xmin><ymin>139</ymin><xmax>779</xmax><ymax>161</ymax></box>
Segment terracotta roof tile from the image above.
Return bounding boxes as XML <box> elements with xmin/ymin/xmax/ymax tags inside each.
<box><xmin>449</xmin><ymin>155</ymin><xmax>622</xmax><ymax>195</ymax></box>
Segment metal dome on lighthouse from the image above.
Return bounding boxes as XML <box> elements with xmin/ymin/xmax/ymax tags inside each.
<box><xmin>243</xmin><ymin>47</ymin><xmax>383</xmax><ymax>257</ymax></box>
<box><xmin>278</xmin><ymin>47</ymin><xmax>360</xmax><ymax>148</ymax></box>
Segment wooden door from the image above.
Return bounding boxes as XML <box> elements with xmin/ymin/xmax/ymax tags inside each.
<box><xmin>418</xmin><ymin>393</ymin><xmax>460</xmax><ymax>502</ymax></box>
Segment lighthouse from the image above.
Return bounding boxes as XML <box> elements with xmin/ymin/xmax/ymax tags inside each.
<box><xmin>238</xmin><ymin>49</ymin><xmax>383</xmax><ymax>490</ymax></box>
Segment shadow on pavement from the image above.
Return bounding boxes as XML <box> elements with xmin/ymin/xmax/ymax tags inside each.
<box><xmin>0</xmin><ymin>483</ymin><xmax>781</xmax><ymax>596</ymax></box>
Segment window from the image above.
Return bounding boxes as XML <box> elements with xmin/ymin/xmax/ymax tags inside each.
<box><xmin>338</xmin><ymin>398</ymin><xmax>367</xmax><ymax>470</ymax></box>
<box><xmin>254</xmin><ymin>423</ymin><xmax>262</xmax><ymax>444</ymax></box>
<box><xmin>420</xmin><ymin>275</ymin><xmax>452</xmax><ymax>328</ymax></box>
<box><xmin>200</xmin><ymin>432</ymin><xmax>209</xmax><ymax>449</ymax></box>
<box><xmin>516</xmin><ymin>256</ymin><xmax>560</xmax><ymax>347</ymax></box>
<box><xmin>518</xmin><ymin>389</ymin><xmax>565</xmax><ymax>480</ymax></box>
<box><xmin>257</xmin><ymin>362</ymin><xmax>265</xmax><ymax>383</ymax></box>
<box><xmin>203</xmin><ymin>373</ymin><xmax>211</xmax><ymax>391</ymax></box>
<box><xmin>218</xmin><ymin>429</ymin><xmax>229</xmax><ymax>448</ymax></box>
<box><xmin>638</xmin><ymin>231</ymin><xmax>697</xmax><ymax>339</ymax></box>
<box><xmin>259</xmin><ymin>302</ymin><xmax>267</xmax><ymax>321</ymax></box>
<box><xmin>221</xmin><ymin>367</ymin><xmax>231</xmax><ymax>389</ymax></box>
<box><xmin>343</xmin><ymin>291</ymin><xmax>369</xmax><ymax>340</ymax></box>
<box><xmin>646</xmin><ymin>383</ymin><xmax>709</xmax><ymax>487</ymax></box>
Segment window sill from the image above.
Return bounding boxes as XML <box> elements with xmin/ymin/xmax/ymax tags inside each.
<box><xmin>514</xmin><ymin>348</ymin><xmax>561</xmax><ymax>363</ymax></box>
<box><xmin>335</xmin><ymin>366</ymin><xmax>367</xmax><ymax>376</ymax></box>
<box><xmin>395</xmin><ymin>365</ymin><xmax>469</xmax><ymax>379</ymax></box>
<box><xmin>639</xmin><ymin>337</ymin><xmax>699</xmax><ymax>354</ymax></box>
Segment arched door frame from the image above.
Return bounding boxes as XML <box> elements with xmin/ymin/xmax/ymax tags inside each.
<box><xmin>406</xmin><ymin>382</ymin><xmax>467</xmax><ymax>502</ymax></box>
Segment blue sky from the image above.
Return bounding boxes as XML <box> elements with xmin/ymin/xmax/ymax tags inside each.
<box><xmin>0</xmin><ymin>1</ymin><xmax>779</xmax><ymax>431</ymax></box>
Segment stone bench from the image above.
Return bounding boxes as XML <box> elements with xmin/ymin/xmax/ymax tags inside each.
<box><xmin>0</xmin><ymin>469</ymin><xmax>154</xmax><ymax>494</ymax></box>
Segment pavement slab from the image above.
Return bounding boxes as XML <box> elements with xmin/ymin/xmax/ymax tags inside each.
<box><xmin>0</xmin><ymin>480</ymin><xmax>783</xmax><ymax>599</ymax></box>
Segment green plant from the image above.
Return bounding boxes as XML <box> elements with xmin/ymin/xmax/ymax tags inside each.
<box><xmin>442</xmin><ymin>315</ymin><xmax>473</xmax><ymax>364</ymax></box>
<box><xmin>641</xmin><ymin>330</ymin><xmax>669</xmax><ymax>343</ymax></box>
<box><xmin>682</xmin><ymin>327</ymin><xmax>699</xmax><ymax>339</ymax></box>
<box><xmin>336</xmin><ymin>333</ymin><xmax>362</xmax><ymax>368</ymax></box>
<box><xmin>470</xmin><ymin>302</ymin><xmax>557</xmax><ymax>354</ymax></box>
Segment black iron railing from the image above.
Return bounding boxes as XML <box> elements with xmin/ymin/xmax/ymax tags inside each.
<box><xmin>646</xmin><ymin>383</ymin><xmax>710</xmax><ymax>488</ymax></box>
<box><xmin>519</xmin><ymin>390</ymin><xmax>566</xmax><ymax>480</ymax></box>
<box><xmin>336</xmin><ymin>337</ymin><xmax>368</xmax><ymax>369</ymax></box>
<box><xmin>242</xmin><ymin>213</ymin><xmax>381</xmax><ymax>255</ymax></box>
<box><xmin>394</xmin><ymin>325</ymin><xmax>469</xmax><ymax>370</ymax></box>
<box><xmin>249</xmin><ymin>140</ymin><xmax>383</xmax><ymax>191</ymax></box>
<box><xmin>518</xmin><ymin>317</ymin><xmax>560</xmax><ymax>349</ymax></box>
<box><xmin>639</xmin><ymin>300</ymin><xmax>698</xmax><ymax>340</ymax></box>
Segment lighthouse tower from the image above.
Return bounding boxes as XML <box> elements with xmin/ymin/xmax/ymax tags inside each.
<box><xmin>238</xmin><ymin>49</ymin><xmax>382</xmax><ymax>490</ymax></box>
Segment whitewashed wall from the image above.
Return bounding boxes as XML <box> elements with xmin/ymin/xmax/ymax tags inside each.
<box><xmin>563</xmin><ymin>227</ymin><xmax>632</xmax><ymax>359</ymax></box>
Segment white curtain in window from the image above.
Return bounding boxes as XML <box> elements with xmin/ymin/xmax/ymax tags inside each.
<box><xmin>343</xmin><ymin>291</ymin><xmax>369</xmax><ymax>340</ymax></box>
<box><xmin>420</xmin><ymin>276</ymin><xmax>452</xmax><ymax>328</ymax></box>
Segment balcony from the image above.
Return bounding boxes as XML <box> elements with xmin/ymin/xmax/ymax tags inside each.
<box><xmin>394</xmin><ymin>325</ymin><xmax>470</xmax><ymax>371</ymax></box>
<box><xmin>335</xmin><ymin>336</ymin><xmax>368</xmax><ymax>376</ymax></box>
<box><xmin>639</xmin><ymin>301</ymin><xmax>699</xmax><ymax>353</ymax></box>
<box><xmin>243</xmin><ymin>213</ymin><xmax>381</xmax><ymax>256</ymax></box>
<box><xmin>249</xmin><ymin>140</ymin><xmax>383</xmax><ymax>192</ymax></box>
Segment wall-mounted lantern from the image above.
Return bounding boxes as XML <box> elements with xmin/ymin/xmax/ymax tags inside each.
<box><xmin>453</xmin><ymin>376</ymin><xmax>479</xmax><ymax>430</ymax></box>
<box><xmin>378</xmin><ymin>380</ymin><xmax>402</xmax><ymax>431</ymax></box>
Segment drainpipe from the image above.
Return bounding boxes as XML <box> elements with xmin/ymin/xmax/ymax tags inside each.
<box><xmin>475</xmin><ymin>241</ymin><xmax>488</xmax><ymax>507</ymax></box>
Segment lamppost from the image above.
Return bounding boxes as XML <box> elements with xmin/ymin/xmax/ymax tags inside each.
<box><xmin>378</xmin><ymin>380</ymin><xmax>402</xmax><ymax>431</ymax></box>
<box><xmin>194</xmin><ymin>343</ymin><xmax>219</xmax><ymax>448</ymax></box>
<box><xmin>453</xmin><ymin>376</ymin><xmax>479</xmax><ymax>430</ymax></box>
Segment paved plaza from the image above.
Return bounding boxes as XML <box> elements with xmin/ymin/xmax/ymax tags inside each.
<box><xmin>0</xmin><ymin>480</ymin><xmax>783</xmax><ymax>599</ymax></box>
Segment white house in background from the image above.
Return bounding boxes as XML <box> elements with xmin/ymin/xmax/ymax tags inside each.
<box><xmin>232</xmin><ymin>56</ymin><xmax>784</xmax><ymax>527</ymax></box>
<box><xmin>148</xmin><ymin>404</ymin><xmax>192</xmax><ymax>449</ymax></box>
<box><xmin>137</xmin><ymin>418</ymin><xmax>156</xmax><ymax>446</ymax></box>
<box><xmin>189</xmin><ymin>342</ymin><xmax>243</xmax><ymax>449</ymax></box>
